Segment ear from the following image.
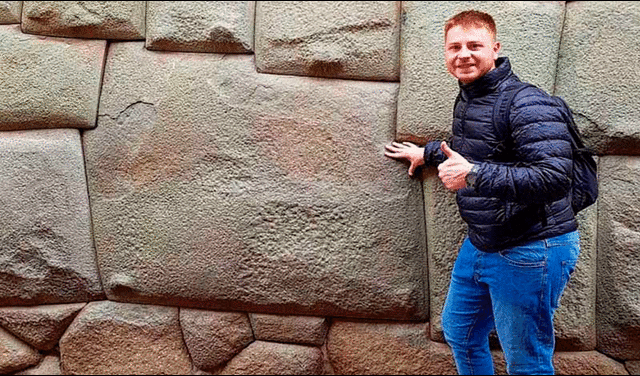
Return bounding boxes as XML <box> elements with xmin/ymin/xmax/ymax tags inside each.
<box><xmin>493</xmin><ymin>41</ymin><xmax>502</xmax><ymax>57</ymax></box>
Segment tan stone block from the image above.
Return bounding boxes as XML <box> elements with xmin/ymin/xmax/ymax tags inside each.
<box><xmin>249</xmin><ymin>313</ymin><xmax>328</xmax><ymax>346</ymax></box>
<box><xmin>0</xmin><ymin>327</ymin><xmax>41</xmax><ymax>374</ymax></box>
<box><xmin>219</xmin><ymin>341</ymin><xmax>324</xmax><ymax>375</ymax></box>
<box><xmin>255</xmin><ymin>1</ymin><xmax>400</xmax><ymax>80</ymax></box>
<box><xmin>21</xmin><ymin>1</ymin><xmax>145</xmax><ymax>40</ymax></box>
<box><xmin>146</xmin><ymin>1</ymin><xmax>254</xmax><ymax>53</ymax></box>
<box><xmin>0</xmin><ymin>25</ymin><xmax>106</xmax><ymax>130</ymax></box>
<box><xmin>0</xmin><ymin>1</ymin><xmax>21</xmax><ymax>23</ymax></box>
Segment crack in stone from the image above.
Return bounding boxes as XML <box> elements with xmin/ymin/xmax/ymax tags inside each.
<box><xmin>98</xmin><ymin>101</ymin><xmax>155</xmax><ymax>121</ymax></box>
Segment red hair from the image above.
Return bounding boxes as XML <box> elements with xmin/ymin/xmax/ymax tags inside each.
<box><xmin>444</xmin><ymin>10</ymin><xmax>497</xmax><ymax>40</ymax></box>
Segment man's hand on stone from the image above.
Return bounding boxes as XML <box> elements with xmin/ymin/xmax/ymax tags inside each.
<box><xmin>384</xmin><ymin>141</ymin><xmax>425</xmax><ymax>177</ymax></box>
<box><xmin>438</xmin><ymin>141</ymin><xmax>473</xmax><ymax>191</ymax></box>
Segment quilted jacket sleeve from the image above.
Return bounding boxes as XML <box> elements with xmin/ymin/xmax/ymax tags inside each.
<box><xmin>423</xmin><ymin>140</ymin><xmax>447</xmax><ymax>167</ymax></box>
<box><xmin>473</xmin><ymin>87</ymin><xmax>573</xmax><ymax>203</ymax></box>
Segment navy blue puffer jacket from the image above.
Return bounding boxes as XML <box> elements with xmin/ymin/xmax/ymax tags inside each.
<box><xmin>423</xmin><ymin>57</ymin><xmax>578</xmax><ymax>252</ymax></box>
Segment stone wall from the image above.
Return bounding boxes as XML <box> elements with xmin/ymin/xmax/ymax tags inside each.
<box><xmin>0</xmin><ymin>1</ymin><xmax>638</xmax><ymax>375</ymax></box>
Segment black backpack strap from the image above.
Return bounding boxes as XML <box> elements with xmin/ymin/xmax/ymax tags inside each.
<box><xmin>491</xmin><ymin>83</ymin><xmax>536</xmax><ymax>153</ymax></box>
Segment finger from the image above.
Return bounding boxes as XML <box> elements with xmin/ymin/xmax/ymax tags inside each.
<box><xmin>402</xmin><ymin>142</ymin><xmax>417</xmax><ymax>148</ymax></box>
<box><xmin>441</xmin><ymin>141</ymin><xmax>454</xmax><ymax>158</ymax></box>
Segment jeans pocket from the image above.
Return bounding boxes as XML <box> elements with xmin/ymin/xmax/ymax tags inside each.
<box><xmin>553</xmin><ymin>259</ymin><xmax>578</xmax><ymax>309</ymax></box>
<box><xmin>498</xmin><ymin>240</ymin><xmax>547</xmax><ymax>268</ymax></box>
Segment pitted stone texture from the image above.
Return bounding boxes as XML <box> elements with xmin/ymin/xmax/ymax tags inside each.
<box><xmin>146</xmin><ymin>1</ymin><xmax>254</xmax><ymax>53</ymax></box>
<box><xmin>255</xmin><ymin>1</ymin><xmax>400</xmax><ymax>81</ymax></box>
<box><xmin>0</xmin><ymin>1</ymin><xmax>21</xmax><ymax>23</ymax></box>
<box><xmin>59</xmin><ymin>301</ymin><xmax>191</xmax><ymax>375</ymax></box>
<box><xmin>219</xmin><ymin>341</ymin><xmax>324</xmax><ymax>375</ymax></box>
<box><xmin>423</xmin><ymin>169</ymin><xmax>466</xmax><ymax>342</ymax></box>
<box><xmin>84</xmin><ymin>42</ymin><xmax>428</xmax><ymax>320</ymax></box>
<box><xmin>16</xmin><ymin>355</ymin><xmax>62</xmax><ymax>375</ymax></box>
<box><xmin>553</xmin><ymin>351</ymin><xmax>629</xmax><ymax>375</ymax></box>
<box><xmin>397</xmin><ymin>1</ymin><xmax>564</xmax><ymax>143</ymax></box>
<box><xmin>0</xmin><ymin>129</ymin><xmax>104</xmax><ymax>305</ymax></box>
<box><xmin>555</xmin><ymin>2</ymin><xmax>640</xmax><ymax>155</ymax></box>
<box><xmin>554</xmin><ymin>202</ymin><xmax>598</xmax><ymax>351</ymax></box>
<box><xmin>627</xmin><ymin>360</ymin><xmax>640</xmax><ymax>375</ymax></box>
<box><xmin>180</xmin><ymin>309</ymin><xmax>253</xmax><ymax>372</ymax></box>
<box><xmin>0</xmin><ymin>303</ymin><xmax>85</xmax><ymax>351</ymax></box>
<box><xmin>21</xmin><ymin>1</ymin><xmax>145</xmax><ymax>40</ymax></box>
<box><xmin>249</xmin><ymin>313</ymin><xmax>328</xmax><ymax>346</ymax></box>
<box><xmin>327</xmin><ymin>319</ymin><xmax>457</xmax><ymax>375</ymax></box>
<box><xmin>597</xmin><ymin>156</ymin><xmax>640</xmax><ymax>360</ymax></box>
<box><xmin>0</xmin><ymin>25</ymin><xmax>106</xmax><ymax>131</ymax></box>
<box><xmin>0</xmin><ymin>327</ymin><xmax>41</xmax><ymax>374</ymax></box>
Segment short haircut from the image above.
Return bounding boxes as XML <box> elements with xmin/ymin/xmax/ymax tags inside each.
<box><xmin>444</xmin><ymin>10</ymin><xmax>497</xmax><ymax>40</ymax></box>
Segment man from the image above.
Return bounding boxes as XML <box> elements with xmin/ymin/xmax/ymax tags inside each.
<box><xmin>385</xmin><ymin>10</ymin><xmax>580</xmax><ymax>375</ymax></box>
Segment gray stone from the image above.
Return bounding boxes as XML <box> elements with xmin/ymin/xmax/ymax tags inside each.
<box><xmin>554</xmin><ymin>202</ymin><xmax>598</xmax><ymax>351</ymax></box>
<box><xmin>21</xmin><ymin>1</ymin><xmax>145</xmax><ymax>40</ymax></box>
<box><xmin>219</xmin><ymin>341</ymin><xmax>324</xmax><ymax>375</ymax></box>
<box><xmin>326</xmin><ymin>319</ymin><xmax>457</xmax><ymax>375</ymax></box>
<box><xmin>423</xmin><ymin>168</ymin><xmax>466</xmax><ymax>342</ymax></box>
<box><xmin>146</xmin><ymin>1</ymin><xmax>254</xmax><ymax>53</ymax></box>
<box><xmin>16</xmin><ymin>355</ymin><xmax>62</xmax><ymax>375</ymax></box>
<box><xmin>180</xmin><ymin>309</ymin><xmax>253</xmax><ymax>371</ymax></box>
<box><xmin>83</xmin><ymin>42</ymin><xmax>428</xmax><ymax>320</ymax></box>
<box><xmin>0</xmin><ymin>129</ymin><xmax>104</xmax><ymax>305</ymax></box>
<box><xmin>0</xmin><ymin>327</ymin><xmax>41</xmax><ymax>374</ymax></box>
<box><xmin>555</xmin><ymin>2</ymin><xmax>640</xmax><ymax>155</ymax></box>
<box><xmin>397</xmin><ymin>1</ymin><xmax>565</xmax><ymax>143</ymax></box>
<box><xmin>0</xmin><ymin>303</ymin><xmax>85</xmax><ymax>351</ymax></box>
<box><xmin>249</xmin><ymin>313</ymin><xmax>328</xmax><ymax>346</ymax></box>
<box><xmin>0</xmin><ymin>25</ymin><xmax>106</xmax><ymax>131</ymax></box>
<box><xmin>59</xmin><ymin>301</ymin><xmax>191</xmax><ymax>375</ymax></box>
<box><xmin>255</xmin><ymin>1</ymin><xmax>400</xmax><ymax>81</ymax></box>
<box><xmin>596</xmin><ymin>156</ymin><xmax>640</xmax><ymax>360</ymax></box>
<box><xmin>0</xmin><ymin>1</ymin><xmax>21</xmax><ymax>23</ymax></box>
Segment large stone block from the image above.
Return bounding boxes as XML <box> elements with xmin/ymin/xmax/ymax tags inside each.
<box><xmin>59</xmin><ymin>301</ymin><xmax>191</xmax><ymax>375</ymax></box>
<box><xmin>0</xmin><ymin>25</ymin><xmax>106</xmax><ymax>131</ymax></box>
<box><xmin>84</xmin><ymin>42</ymin><xmax>428</xmax><ymax>320</ymax></box>
<box><xmin>326</xmin><ymin>319</ymin><xmax>457</xmax><ymax>375</ymax></box>
<box><xmin>0</xmin><ymin>129</ymin><xmax>104</xmax><ymax>305</ymax></box>
<box><xmin>397</xmin><ymin>1</ymin><xmax>565</xmax><ymax>143</ymax></box>
<box><xmin>555</xmin><ymin>2</ymin><xmax>640</xmax><ymax>155</ymax></box>
<box><xmin>146</xmin><ymin>1</ymin><xmax>254</xmax><ymax>53</ymax></box>
<box><xmin>255</xmin><ymin>1</ymin><xmax>400</xmax><ymax>81</ymax></box>
<box><xmin>596</xmin><ymin>156</ymin><xmax>640</xmax><ymax>360</ymax></box>
<box><xmin>21</xmin><ymin>1</ymin><xmax>145</xmax><ymax>40</ymax></box>
<box><xmin>0</xmin><ymin>1</ymin><xmax>21</xmax><ymax>23</ymax></box>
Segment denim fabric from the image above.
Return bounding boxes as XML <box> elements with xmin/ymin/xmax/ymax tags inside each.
<box><xmin>442</xmin><ymin>230</ymin><xmax>580</xmax><ymax>375</ymax></box>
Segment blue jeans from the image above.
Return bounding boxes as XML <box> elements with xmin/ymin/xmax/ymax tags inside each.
<box><xmin>441</xmin><ymin>231</ymin><xmax>580</xmax><ymax>375</ymax></box>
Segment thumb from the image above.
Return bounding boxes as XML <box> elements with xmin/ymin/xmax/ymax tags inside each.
<box><xmin>441</xmin><ymin>141</ymin><xmax>455</xmax><ymax>158</ymax></box>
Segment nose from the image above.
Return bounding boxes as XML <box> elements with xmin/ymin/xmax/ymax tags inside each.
<box><xmin>457</xmin><ymin>46</ymin><xmax>471</xmax><ymax>59</ymax></box>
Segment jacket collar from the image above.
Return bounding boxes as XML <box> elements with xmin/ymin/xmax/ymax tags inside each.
<box><xmin>459</xmin><ymin>57</ymin><xmax>514</xmax><ymax>100</ymax></box>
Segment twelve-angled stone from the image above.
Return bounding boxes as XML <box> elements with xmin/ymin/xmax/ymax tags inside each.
<box><xmin>84</xmin><ymin>42</ymin><xmax>428</xmax><ymax>320</ymax></box>
<box><xmin>0</xmin><ymin>25</ymin><xmax>106</xmax><ymax>130</ymax></box>
<box><xmin>0</xmin><ymin>129</ymin><xmax>104</xmax><ymax>305</ymax></box>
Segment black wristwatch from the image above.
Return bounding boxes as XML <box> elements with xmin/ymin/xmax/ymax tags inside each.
<box><xmin>466</xmin><ymin>164</ymin><xmax>479</xmax><ymax>188</ymax></box>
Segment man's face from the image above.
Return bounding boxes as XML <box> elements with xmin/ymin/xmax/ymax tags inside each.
<box><xmin>445</xmin><ymin>25</ymin><xmax>501</xmax><ymax>84</ymax></box>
